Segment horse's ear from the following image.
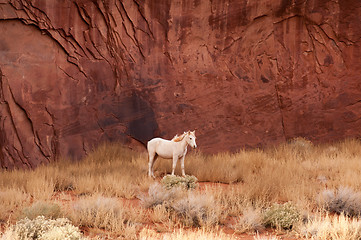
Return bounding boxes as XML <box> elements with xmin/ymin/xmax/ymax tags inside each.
<box><xmin>192</xmin><ymin>130</ymin><xmax>195</xmax><ymax>134</ymax></box>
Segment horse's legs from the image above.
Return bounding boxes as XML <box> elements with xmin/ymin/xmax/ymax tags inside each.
<box><xmin>180</xmin><ymin>155</ymin><xmax>186</xmax><ymax>177</ymax></box>
<box><xmin>148</xmin><ymin>152</ymin><xmax>158</xmax><ymax>178</ymax></box>
<box><xmin>171</xmin><ymin>155</ymin><xmax>179</xmax><ymax>175</ymax></box>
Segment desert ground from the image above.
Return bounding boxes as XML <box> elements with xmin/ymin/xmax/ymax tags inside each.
<box><xmin>1</xmin><ymin>138</ymin><xmax>361</xmax><ymax>239</ymax></box>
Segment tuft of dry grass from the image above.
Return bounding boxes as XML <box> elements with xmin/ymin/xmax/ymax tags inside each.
<box><xmin>0</xmin><ymin>188</ymin><xmax>30</xmax><ymax>222</ymax></box>
<box><xmin>139</xmin><ymin>227</ymin><xmax>238</xmax><ymax>240</ymax></box>
<box><xmin>233</xmin><ymin>207</ymin><xmax>264</xmax><ymax>233</ymax></box>
<box><xmin>253</xmin><ymin>234</ymin><xmax>280</xmax><ymax>240</ymax></box>
<box><xmin>69</xmin><ymin>194</ymin><xmax>144</xmax><ymax>238</ymax></box>
<box><xmin>172</xmin><ymin>191</ymin><xmax>222</xmax><ymax>228</ymax></box>
<box><xmin>297</xmin><ymin>213</ymin><xmax>361</xmax><ymax>240</ymax></box>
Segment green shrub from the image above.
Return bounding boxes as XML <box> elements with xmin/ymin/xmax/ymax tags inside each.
<box><xmin>20</xmin><ymin>201</ymin><xmax>62</xmax><ymax>220</ymax></box>
<box><xmin>1</xmin><ymin>216</ymin><xmax>85</xmax><ymax>240</ymax></box>
<box><xmin>161</xmin><ymin>175</ymin><xmax>198</xmax><ymax>190</ymax></box>
<box><xmin>263</xmin><ymin>202</ymin><xmax>300</xmax><ymax>230</ymax></box>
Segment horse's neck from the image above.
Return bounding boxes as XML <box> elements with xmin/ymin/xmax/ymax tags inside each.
<box><xmin>176</xmin><ymin>137</ymin><xmax>188</xmax><ymax>149</ymax></box>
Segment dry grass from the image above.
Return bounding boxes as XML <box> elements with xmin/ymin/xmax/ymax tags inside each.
<box><xmin>161</xmin><ymin>138</ymin><xmax>361</xmax><ymax>209</ymax></box>
<box><xmin>233</xmin><ymin>207</ymin><xmax>264</xmax><ymax>233</ymax></box>
<box><xmin>20</xmin><ymin>201</ymin><xmax>62</xmax><ymax>220</ymax></box>
<box><xmin>253</xmin><ymin>235</ymin><xmax>280</xmax><ymax>240</ymax></box>
<box><xmin>297</xmin><ymin>213</ymin><xmax>361</xmax><ymax>239</ymax></box>
<box><xmin>141</xmin><ymin>183</ymin><xmax>223</xmax><ymax>228</ymax></box>
<box><xmin>0</xmin><ymin>143</ymin><xmax>152</xmax><ymax>200</ymax></box>
<box><xmin>0</xmin><ymin>188</ymin><xmax>30</xmax><ymax>222</ymax></box>
<box><xmin>70</xmin><ymin>194</ymin><xmax>144</xmax><ymax>237</ymax></box>
<box><xmin>139</xmin><ymin>227</ymin><xmax>238</xmax><ymax>240</ymax></box>
<box><xmin>172</xmin><ymin>191</ymin><xmax>222</xmax><ymax>227</ymax></box>
<box><xmin>0</xmin><ymin>138</ymin><xmax>360</xmax><ymax>238</ymax></box>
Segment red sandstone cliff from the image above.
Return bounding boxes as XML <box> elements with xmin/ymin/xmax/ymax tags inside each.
<box><xmin>0</xmin><ymin>0</ymin><xmax>360</xmax><ymax>168</ymax></box>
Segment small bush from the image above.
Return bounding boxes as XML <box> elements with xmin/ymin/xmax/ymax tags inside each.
<box><xmin>263</xmin><ymin>202</ymin><xmax>300</xmax><ymax>230</ymax></box>
<box><xmin>1</xmin><ymin>216</ymin><xmax>85</xmax><ymax>240</ymax></box>
<box><xmin>319</xmin><ymin>187</ymin><xmax>361</xmax><ymax>217</ymax></box>
<box><xmin>140</xmin><ymin>183</ymin><xmax>184</xmax><ymax>209</ymax></box>
<box><xmin>288</xmin><ymin>137</ymin><xmax>313</xmax><ymax>150</ymax></box>
<box><xmin>20</xmin><ymin>201</ymin><xmax>62</xmax><ymax>220</ymax></box>
<box><xmin>161</xmin><ymin>175</ymin><xmax>198</xmax><ymax>190</ymax></box>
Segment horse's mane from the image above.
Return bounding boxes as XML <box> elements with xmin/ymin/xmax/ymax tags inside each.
<box><xmin>171</xmin><ymin>132</ymin><xmax>187</xmax><ymax>142</ymax></box>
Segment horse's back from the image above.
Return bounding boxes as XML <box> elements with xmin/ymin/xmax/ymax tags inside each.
<box><xmin>147</xmin><ymin>138</ymin><xmax>174</xmax><ymax>158</ymax></box>
<box><xmin>147</xmin><ymin>138</ymin><xmax>167</xmax><ymax>151</ymax></box>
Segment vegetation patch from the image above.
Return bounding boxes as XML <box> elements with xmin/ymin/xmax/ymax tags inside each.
<box><xmin>0</xmin><ymin>139</ymin><xmax>361</xmax><ymax>238</ymax></box>
<box><xmin>1</xmin><ymin>216</ymin><xmax>85</xmax><ymax>240</ymax></box>
<box><xmin>319</xmin><ymin>187</ymin><xmax>361</xmax><ymax>217</ymax></box>
<box><xmin>298</xmin><ymin>213</ymin><xmax>361</xmax><ymax>240</ymax></box>
<box><xmin>233</xmin><ymin>207</ymin><xmax>264</xmax><ymax>233</ymax></box>
<box><xmin>20</xmin><ymin>201</ymin><xmax>62</xmax><ymax>220</ymax></box>
<box><xmin>70</xmin><ymin>195</ymin><xmax>141</xmax><ymax>238</ymax></box>
<box><xmin>263</xmin><ymin>202</ymin><xmax>301</xmax><ymax>230</ymax></box>
<box><xmin>161</xmin><ymin>175</ymin><xmax>198</xmax><ymax>190</ymax></box>
<box><xmin>140</xmin><ymin>183</ymin><xmax>184</xmax><ymax>209</ymax></box>
<box><xmin>172</xmin><ymin>191</ymin><xmax>221</xmax><ymax>227</ymax></box>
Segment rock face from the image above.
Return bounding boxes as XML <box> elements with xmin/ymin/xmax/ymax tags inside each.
<box><xmin>0</xmin><ymin>0</ymin><xmax>360</xmax><ymax>168</ymax></box>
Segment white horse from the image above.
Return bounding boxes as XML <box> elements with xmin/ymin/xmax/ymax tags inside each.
<box><xmin>147</xmin><ymin>130</ymin><xmax>197</xmax><ymax>178</ymax></box>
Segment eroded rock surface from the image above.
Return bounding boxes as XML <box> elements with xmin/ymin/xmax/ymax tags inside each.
<box><xmin>0</xmin><ymin>0</ymin><xmax>360</xmax><ymax>168</ymax></box>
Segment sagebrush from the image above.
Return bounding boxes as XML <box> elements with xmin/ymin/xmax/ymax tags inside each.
<box><xmin>319</xmin><ymin>187</ymin><xmax>361</xmax><ymax>217</ymax></box>
<box><xmin>263</xmin><ymin>202</ymin><xmax>301</xmax><ymax>230</ymax></box>
<box><xmin>161</xmin><ymin>175</ymin><xmax>198</xmax><ymax>190</ymax></box>
<box><xmin>20</xmin><ymin>201</ymin><xmax>62</xmax><ymax>220</ymax></box>
<box><xmin>1</xmin><ymin>216</ymin><xmax>85</xmax><ymax>240</ymax></box>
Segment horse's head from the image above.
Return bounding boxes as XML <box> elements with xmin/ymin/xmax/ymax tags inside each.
<box><xmin>186</xmin><ymin>130</ymin><xmax>197</xmax><ymax>149</ymax></box>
